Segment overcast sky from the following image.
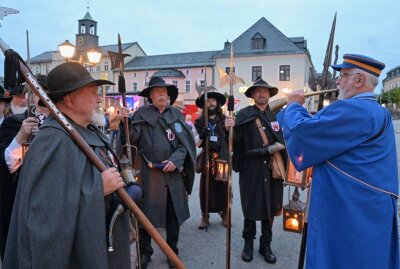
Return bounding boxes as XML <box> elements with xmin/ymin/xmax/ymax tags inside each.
<box><xmin>0</xmin><ymin>0</ymin><xmax>399</xmax><ymax>92</ymax></box>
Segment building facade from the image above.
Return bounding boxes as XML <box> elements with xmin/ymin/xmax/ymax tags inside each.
<box><xmin>383</xmin><ymin>65</ymin><xmax>400</xmax><ymax>92</ymax></box>
<box><xmin>29</xmin><ymin>13</ymin><xmax>313</xmax><ymax>112</ymax></box>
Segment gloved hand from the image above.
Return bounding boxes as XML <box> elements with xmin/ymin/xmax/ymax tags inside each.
<box><xmin>199</xmin><ymin>128</ymin><xmax>211</xmax><ymax>140</ymax></box>
<box><xmin>126</xmin><ymin>183</ymin><xmax>143</xmax><ymax>202</ymax></box>
<box><xmin>267</xmin><ymin>142</ymin><xmax>285</xmax><ymax>154</ymax></box>
<box><xmin>246</xmin><ymin>147</ymin><xmax>269</xmax><ymax>157</ymax></box>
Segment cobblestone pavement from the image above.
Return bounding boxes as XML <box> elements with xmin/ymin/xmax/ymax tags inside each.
<box><xmin>130</xmin><ymin>172</ymin><xmax>303</xmax><ymax>269</ymax></box>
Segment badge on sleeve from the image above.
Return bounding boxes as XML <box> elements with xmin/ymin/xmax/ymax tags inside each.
<box><xmin>174</xmin><ymin>122</ymin><xmax>183</xmax><ymax>133</ymax></box>
<box><xmin>271</xmin><ymin>121</ymin><xmax>280</xmax><ymax>132</ymax></box>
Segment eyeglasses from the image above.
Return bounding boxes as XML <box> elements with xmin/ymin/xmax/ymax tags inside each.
<box><xmin>337</xmin><ymin>72</ymin><xmax>361</xmax><ymax>80</ymax></box>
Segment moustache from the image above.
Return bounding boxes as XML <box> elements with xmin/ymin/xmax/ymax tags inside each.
<box><xmin>156</xmin><ymin>96</ymin><xmax>169</xmax><ymax>102</ymax></box>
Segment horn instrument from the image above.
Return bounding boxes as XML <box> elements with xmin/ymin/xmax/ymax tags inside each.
<box><xmin>269</xmin><ymin>89</ymin><xmax>338</xmax><ymax>113</ymax></box>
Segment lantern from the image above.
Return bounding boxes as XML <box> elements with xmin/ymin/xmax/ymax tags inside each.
<box><xmin>283</xmin><ymin>187</ymin><xmax>306</xmax><ymax>233</ymax></box>
<box><xmin>214</xmin><ymin>159</ymin><xmax>228</xmax><ymax>182</ymax></box>
<box><xmin>285</xmin><ymin>159</ymin><xmax>313</xmax><ymax>189</ymax></box>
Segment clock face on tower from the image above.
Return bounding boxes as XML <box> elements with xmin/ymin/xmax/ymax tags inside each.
<box><xmin>77</xmin><ymin>36</ymin><xmax>85</xmax><ymax>47</ymax></box>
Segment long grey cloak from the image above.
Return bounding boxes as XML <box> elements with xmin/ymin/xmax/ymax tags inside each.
<box><xmin>3</xmin><ymin>116</ymin><xmax>131</xmax><ymax>269</ymax></box>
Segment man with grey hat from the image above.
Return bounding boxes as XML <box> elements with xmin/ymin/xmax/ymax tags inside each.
<box><xmin>226</xmin><ymin>76</ymin><xmax>286</xmax><ymax>264</ymax></box>
<box><xmin>3</xmin><ymin>63</ymin><xmax>142</xmax><ymax>269</ymax></box>
<box><xmin>121</xmin><ymin>76</ymin><xmax>195</xmax><ymax>269</ymax></box>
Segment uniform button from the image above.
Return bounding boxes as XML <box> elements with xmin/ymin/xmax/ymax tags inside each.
<box><xmin>264</xmin><ymin>160</ymin><xmax>267</xmax><ymax>164</ymax></box>
<box><xmin>264</xmin><ymin>178</ymin><xmax>267</xmax><ymax>182</ymax></box>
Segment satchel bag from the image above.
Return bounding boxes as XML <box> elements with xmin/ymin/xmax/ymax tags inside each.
<box><xmin>195</xmin><ymin>150</ymin><xmax>204</xmax><ymax>173</ymax></box>
<box><xmin>255</xmin><ymin>118</ymin><xmax>286</xmax><ymax>180</ymax></box>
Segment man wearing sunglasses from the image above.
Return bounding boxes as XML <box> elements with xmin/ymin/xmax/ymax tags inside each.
<box><xmin>283</xmin><ymin>54</ymin><xmax>399</xmax><ymax>269</ymax></box>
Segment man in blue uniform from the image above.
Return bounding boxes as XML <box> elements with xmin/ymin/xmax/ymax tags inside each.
<box><xmin>283</xmin><ymin>54</ymin><xmax>399</xmax><ymax>269</ymax></box>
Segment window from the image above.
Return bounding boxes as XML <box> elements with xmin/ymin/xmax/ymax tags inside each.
<box><xmin>252</xmin><ymin>38</ymin><xmax>264</xmax><ymax>50</ymax></box>
<box><xmin>200</xmin><ymin>69</ymin><xmax>204</xmax><ymax>74</ymax></box>
<box><xmin>89</xmin><ymin>66</ymin><xmax>94</xmax><ymax>72</ymax></box>
<box><xmin>104</xmin><ymin>62</ymin><xmax>109</xmax><ymax>71</ymax></box>
<box><xmin>252</xmin><ymin>66</ymin><xmax>262</xmax><ymax>81</ymax></box>
<box><xmin>225</xmin><ymin>67</ymin><xmax>236</xmax><ymax>74</ymax></box>
<box><xmin>35</xmin><ymin>67</ymin><xmax>39</xmax><ymax>74</ymax></box>
<box><xmin>134</xmin><ymin>73</ymin><xmax>136</xmax><ymax>77</ymax></box>
<box><xmin>96</xmin><ymin>65</ymin><xmax>101</xmax><ymax>72</ymax></box>
<box><xmin>185</xmin><ymin>80</ymin><xmax>191</xmax><ymax>93</ymax></box>
<box><xmin>172</xmin><ymin>80</ymin><xmax>178</xmax><ymax>87</ymax></box>
<box><xmin>186</xmin><ymin>70</ymin><xmax>189</xmax><ymax>75</ymax></box>
<box><xmin>132</xmin><ymin>82</ymin><xmax>138</xmax><ymax>91</ymax></box>
<box><xmin>279</xmin><ymin>65</ymin><xmax>290</xmax><ymax>81</ymax></box>
<box><xmin>80</xmin><ymin>25</ymin><xmax>86</xmax><ymax>34</ymax></box>
<box><xmin>200</xmin><ymin>80</ymin><xmax>205</xmax><ymax>88</ymax></box>
<box><xmin>90</xmin><ymin>25</ymin><xmax>95</xmax><ymax>35</ymax></box>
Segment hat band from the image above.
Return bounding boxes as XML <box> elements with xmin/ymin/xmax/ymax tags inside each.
<box><xmin>343</xmin><ymin>59</ymin><xmax>381</xmax><ymax>75</ymax></box>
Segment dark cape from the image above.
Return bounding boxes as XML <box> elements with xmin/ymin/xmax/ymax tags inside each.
<box><xmin>130</xmin><ymin>105</ymin><xmax>195</xmax><ymax>227</ymax></box>
<box><xmin>233</xmin><ymin>105</ymin><xmax>286</xmax><ymax>221</ymax></box>
<box><xmin>0</xmin><ymin>111</ymin><xmax>27</xmax><ymax>259</ymax></box>
<box><xmin>3</xmin><ymin>116</ymin><xmax>131</xmax><ymax>269</ymax></box>
<box><xmin>194</xmin><ymin>113</ymin><xmax>228</xmax><ymax>213</ymax></box>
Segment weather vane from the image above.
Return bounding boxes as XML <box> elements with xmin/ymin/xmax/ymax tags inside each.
<box><xmin>0</xmin><ymin>7</ymin><xmax>19</xmax><ymax>27</ymax></box>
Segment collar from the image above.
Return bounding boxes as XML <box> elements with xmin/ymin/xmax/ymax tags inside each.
<box><xmin>351</xmin><ymin>92</ymin><xmax>376</xmax><ymax>99</ymax></box>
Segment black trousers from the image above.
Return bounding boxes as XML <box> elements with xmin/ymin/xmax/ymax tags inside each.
<box><xmin>242</xmin><ymin>218</ymin><xmax>273</xmax><ymax>245</ymax></box>
<box><xmin>139</xmin><ymin>188</ymin><xmax>180</xmax><ymax>255</ymax></box>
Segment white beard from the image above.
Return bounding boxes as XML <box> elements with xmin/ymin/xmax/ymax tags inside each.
<box><xmin>10</xmin><ymin>103</ymin><xmax>27</xmax><ymax>114</ymax></box>
<box><xmin>338</xmin><ymin>90</ymin><xmax>345</xmax><ymax>100</ymax></box>
<box><xmin>91</xmin><ymin>108</ymin><xmax>106</xmax><ymax>127</ymax></box>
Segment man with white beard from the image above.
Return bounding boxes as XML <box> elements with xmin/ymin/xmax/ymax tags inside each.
<box><xmin>3</xmin><ymin>62</ymin><xmax>141</xmax><ymax>269</ymax></box>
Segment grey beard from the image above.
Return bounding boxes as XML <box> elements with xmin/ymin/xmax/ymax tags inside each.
<box><xmin>91</xmin><ymin>109</ymin><xmax>106</xmax><ymax>127</ymax></box>
<box><xmin>10</xmin><ymin>104</ymin><xmax>27</xmax><ymax>115</ymax></box>
<box><xmin>338</xmin><ymin>90</ymin><xmax>345</xmax><ymax>100</ymax></box>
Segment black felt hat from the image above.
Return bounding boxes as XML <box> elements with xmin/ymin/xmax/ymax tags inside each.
<box><xmin>47</xmin><ymin>62</ymin><xmax>114</xmax><ymax>102</ymax></box>
<box><xmin>139</xmin><ymin>77</ymin><xmax>178</xmax><ymax>105</ymax></box>
<box><xmin>0</xmin><ymin>85</ymin><xmax>12</xmax><ymax>103</ymax></box>
<box><xmin>245</xmin><ymin>76</ymin><xmax>278</xmax><ymax>98</ymax></box>
<box><xmin>195</xmin><ymin>91</ymin><xmax>226</xmax><ymax>108</ymax></box>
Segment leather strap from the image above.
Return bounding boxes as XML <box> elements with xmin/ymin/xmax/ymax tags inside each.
<box><xmin>255</xmin><ymin>118</ymin><xmax>269</xmax><ymax>146</ymax></box>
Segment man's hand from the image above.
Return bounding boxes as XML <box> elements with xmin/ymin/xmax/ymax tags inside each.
<box><xmin>120</xmin><ymin>107</ymin><xmax>130</xmax><ymax>118</ymax></box>
<box><xmin>225</xmin><ymin>115</ymin><xmax>235</xmax><ymax>131</ymax></box>
<box><xmin>15</xmin><ymin>117</ymin><xmax>39</xmax><ymax>144</ymax></box>
<box><xmin>267</xmin><ymin>142</ymin><xmax>286</xmax><ymax>154</ymax></box>
<box><xmin>102</xmin><ymin>167</ymin><xmax>125</xmax><ymax>196</ymax></box>
<box><xmin>162</xmin><ymin>160</ymin><xmax>176</xmax><ymax>172</ymax></box>
<box><xmin>287</xmin><ymin>90</ymin><xmax>305</xmax><ymax>106</ymax></box>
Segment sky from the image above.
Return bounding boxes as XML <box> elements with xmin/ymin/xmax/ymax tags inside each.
<box><xmin>0</xmin><ymin>0</ymin><xmax>399</xmax><ymax>92</ymax></box>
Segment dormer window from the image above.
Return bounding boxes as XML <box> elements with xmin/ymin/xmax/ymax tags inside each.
<box><xmin>252</xmin><ymin>33</ymin><xmax>265</xmax><ymax>50</ymax></box>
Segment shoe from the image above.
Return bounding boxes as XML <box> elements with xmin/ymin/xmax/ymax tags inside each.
<box><xmin>198</xmin><ymin>216</ymin><xmax>209</xmax><ymax>229</ymax></box>
<box><xmin>259</xmin><ymin>244</ymin><xmax>277</xmax><ymax>264</ymax></box>
<box><xmin>220</xmin><ymin>211</ymin><xmax>228</xmax><ymax>227</ymax></box>
<box><xmin>241</xmin><ymin>239</ymin><xmax>253</xmax><ymax>262</ymax></box>
<box><xmin>140</xmin><ymin>252</ymin><xmax>152</xmax><ymax>269</ymax></box>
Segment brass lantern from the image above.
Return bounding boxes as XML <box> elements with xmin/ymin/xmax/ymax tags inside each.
<box><xmin>283</xmin><ymin>187</ymin><xmax>306</xmax><ymax>233</ymax></box>
<box><xmin>285</xmin><ymin>158</ymin><xmax>313</xmax><ymax>189</ymax></box>
<box><xmin>214</xmin><ymin>159</ymin><xmax>228</xmax><ymax>182</ymax></box>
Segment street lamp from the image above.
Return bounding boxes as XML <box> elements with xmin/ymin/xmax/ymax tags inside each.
<box><xmin>58</xmin><ymin>39</ymin><xmax>102</xmax><ymax>66</ymax></box>
<box><xmin>58</xmin><ymin>40</ymin><xmax>75</xmax><ymax>60</ymax></box>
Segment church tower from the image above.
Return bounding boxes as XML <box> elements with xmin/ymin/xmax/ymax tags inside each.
<box><xmin>75</xmin><ymin>10</ymin><xmax>99</xmax><ymax>57</ymax></box>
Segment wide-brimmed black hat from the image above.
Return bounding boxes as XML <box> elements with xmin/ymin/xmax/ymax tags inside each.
<box><xmin>195</xmin><ymin>91</ymin><xmax>226</xmax><ymax>108</ymax></box>
<box><xmin>245</xmin><ymin>76</ymin><xmax>278</xmax><ymax>98</ymax></box>
<box><xmin>139</xmin><ymin>77</ymin><xmax>178</xmax><ymax>105</ymax></box>
<box><xmin>47</xmin><ymin>62</ymin><xmax>114</xmax><ymax>102</ymax></box>
<box><xmin>0</xmin><ymin>85</ymin><xmax>12</xmax><ymax>103</ymax></box>
<box><xmin>8</xmin><ymin>84</ymin><xmax>25</xmax><ymax>96</ymax></box>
